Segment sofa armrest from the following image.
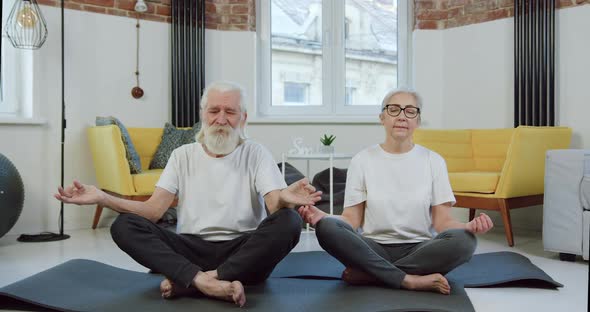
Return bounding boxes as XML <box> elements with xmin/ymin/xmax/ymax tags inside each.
<box><xmin>87</xmin><ymin>125</ymin><xmax>137</xmax><ymax>196</ymax></box>
<box><xmin>494</xmin><ymin>126</ymin><xmax>572</xmax><ymax>198</ymax></box>
<box><xmin>542</xmin><ymin>149</ymin><xmax>587</xmax><ymax>256</ymax></box>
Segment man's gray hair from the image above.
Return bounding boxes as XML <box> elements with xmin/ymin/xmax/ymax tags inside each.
<box><xmin>199</xmin><ymin>81</ymin><xmax>248</xmax><ymax>113</ymax></box>
<box><xmin>196</xmin><ymin>81</ymin><xmax>248</xmax><ymax>143</ymax></box>
<box><xmin>380</xmin><ymin>87</ymin><xmax>423</xmax><ymax>110</ymax></box>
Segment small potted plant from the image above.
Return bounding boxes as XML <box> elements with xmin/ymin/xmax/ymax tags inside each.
<box><xmin>319</xmin><ymin>134</ymin><xmax>336</xmax><ymax>154</ymax></box>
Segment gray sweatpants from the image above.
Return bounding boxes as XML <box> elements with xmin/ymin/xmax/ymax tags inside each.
<box><xmin>315</xmin><ymin>217</ymin><xmax>477</xmax><ymax>289</ymax></box>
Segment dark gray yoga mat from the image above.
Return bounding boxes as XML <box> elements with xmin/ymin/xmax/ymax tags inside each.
<box><xmin>446</xmin><ymin>251</ymin><xmax>563</xmax><ymax>288</ymax></box>
<box><xmin>271</xmin><ymin>251</ymin><xmax>563</xmax><ymax>288</ymax></box>
<box><xmin>0</xmin><ymin>259</ymin><xmax>474</xmax><ymax>312</ymax></box>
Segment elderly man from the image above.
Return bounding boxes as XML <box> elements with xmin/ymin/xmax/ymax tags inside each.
<box><xmin>55</xmin><ymin>81</ymin><xmax>321</xmax><ymax>307</ymax></box>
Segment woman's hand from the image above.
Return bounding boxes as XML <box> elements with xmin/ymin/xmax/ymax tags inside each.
<box><xmin>298</xmin><ymin>205</ymin><xmax>327</xmax><ymax>226</ymax></box>
<box><xmin>465</xmin><ymin>213</ymin><xmax>493</xmax><ymax>234</ymax></box>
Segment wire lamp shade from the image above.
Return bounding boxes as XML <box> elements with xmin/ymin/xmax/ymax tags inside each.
<box><xmin>4</xmin><ymin>0</ymin><xmax>48</xmax><ymax>49</ymax></box>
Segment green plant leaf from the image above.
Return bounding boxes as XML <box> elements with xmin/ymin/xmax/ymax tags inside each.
<box><xmin>320</xmin><ymin>134</ymin><xmax>335</xmax><ymax>146</ymax></box>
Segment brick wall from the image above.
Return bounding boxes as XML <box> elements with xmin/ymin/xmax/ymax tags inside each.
<box><xmin>205</xmin><ymin>0</ymin><xmax>255</xmax><ymax>31</ymax></box>
<box><xmin>416</xmin><ymin>0</ymin><xmax>590</xmax><ymax>30</ymax></box>
<box><xmin>38</xmin><ymin>0</ymin><xmax>589</xmax><ymax>30</ymax></box>
<box><xmin>37</xmin><ymin>0</ymin><xmax>255</xmax><ymax>29</ymax></box>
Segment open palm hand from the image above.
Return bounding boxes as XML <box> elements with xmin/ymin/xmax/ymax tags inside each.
<box><xmin>280</xmin><ymin>178</ymin><xmax>322</xmax><ymax>207</ymax></box>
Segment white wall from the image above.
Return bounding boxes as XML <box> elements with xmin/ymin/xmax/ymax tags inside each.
<box><xmin>1</xmin><ymin>5</ymin><xmax>588</xmax><ymax>236</ymax></box>
<box><xmin>1</xmin><ymin>7</ymin><xmax>170</xmax><ymax>235</ymax></box>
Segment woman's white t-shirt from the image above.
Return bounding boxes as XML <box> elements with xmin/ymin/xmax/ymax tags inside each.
<box><xmin>156</xmin><ymin>140</ymin><xmax>287</xmax><ymax>241</ymax></box>
<box><xmin>344</xmin><ymin>144</ymin><xmax>455</xmax><ymax>244</ymax></box>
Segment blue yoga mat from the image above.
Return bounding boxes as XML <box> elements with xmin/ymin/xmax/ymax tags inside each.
<box><xmin>270</xmin><ymin>251</ymin><xmax>563</xmax><ymax>288</ymax></box>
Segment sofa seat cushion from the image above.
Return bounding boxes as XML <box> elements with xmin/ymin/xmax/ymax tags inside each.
<box><xmin>449</xmin><ymin>172</ymin><xmax>500</xmax><ymax>194</ymax></box>
<box><xmin>132</xmin><ymin>169</ymin><xmax>164</xmax><ymax>195</ymax></box>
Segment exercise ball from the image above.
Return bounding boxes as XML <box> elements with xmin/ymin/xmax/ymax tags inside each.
<box><xmin>0</xmin><ymin>153</ymin><xmax>24</xmax><ymax>238</ymax></box>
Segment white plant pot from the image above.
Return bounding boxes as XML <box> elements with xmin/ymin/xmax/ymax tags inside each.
<box><xmin>319</xmin><ymin>145</ymin><xmax>334</xmax><ymax>154</ymax></box>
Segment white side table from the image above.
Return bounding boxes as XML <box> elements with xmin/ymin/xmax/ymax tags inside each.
<box><xmin>281</xmin><ymin>153</ymin><xmax>353</xmax><ymax>215</ymax></box>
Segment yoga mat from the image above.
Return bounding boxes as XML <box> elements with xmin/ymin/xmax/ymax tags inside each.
<box><xmin>271</xmin><ymin>251</ymin><xmax>563</xmax><ymax>288</ymax></box>
<box><xmin>0</xmin><ymin>259</ymin><xmax>474</xmax><ymax>312</ymax></box>
<box><xmin>446</xmin><ymin>251</ymin><xmax>563</xmax><ymax>288</ymax></box>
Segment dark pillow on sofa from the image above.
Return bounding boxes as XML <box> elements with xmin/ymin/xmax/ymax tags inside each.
<box><xmin>96</xmin><ymin>116</ymin><xmax>142</xmax><ymax>174</ymax></box>
<box><xmin>312</xmin><ymin>167</ymin><xmax>348</xmax><ymax>215</ymax></box>
<box><xmin>149</xmin><ymin>122</ymin><xmax>201</xmax><ymax>169</ymax></box>
<box><xmin>277</xmin><ymin>162</ymin><xmax>306</xmax><ymax>186</ymax></box>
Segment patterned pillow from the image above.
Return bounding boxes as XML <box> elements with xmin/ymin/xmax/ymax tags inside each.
<box><xmin>95</xmin><ymin>116</ymin><xmax>142</xmax><ymax>174</ymax></box>
<box><xmin>149</xmin><ymin>122</ymin><xmax>201</xmax><ymax>169</ymax></box>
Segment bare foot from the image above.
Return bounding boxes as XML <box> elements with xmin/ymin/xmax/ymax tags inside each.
<box><xmin>341</xmin><ymin>267</ymin><xmax>379</xmax><ymax>285</ymax></box>
<box><xmin>193</xmin><ymin>271</ymin><xmax>246</xmax><ymax>307</ymax></box>
<box><xmin>160</xmin><ymin>278</ymin><xmax>198</xmax><ymax>299</ymax></box>
<box><xmin>401</xmin><ymin>273</ymin><xmax>451</xmax><ymax>295</ymax></box>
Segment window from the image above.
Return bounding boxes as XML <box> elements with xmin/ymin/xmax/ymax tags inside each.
<box><xmin>1</xmin><ymin>0</ymin><xmax>33</xmax><ymax>117</ymax></box>
<box><xmin>345</xmin><ymin>86</ymin><xmax>356</xmax><ymax>106</ymax></box>
<box><xmin>257</xmin><ymin>0</ymin><xmax>410</xmax><ymax>120</ymax></box>
<box><xmin>283</xmin><ymin>82</ymin><xmax>310</xmax><ymax>105</ymax></box>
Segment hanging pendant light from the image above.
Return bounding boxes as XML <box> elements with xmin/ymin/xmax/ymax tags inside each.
<box><xmin>4</xmin><ymin>0</ymin><xmax>48</xmax><ymax>49</ymax></box>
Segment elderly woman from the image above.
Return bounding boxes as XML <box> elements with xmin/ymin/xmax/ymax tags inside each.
<box><xmin>299</xmin><ymin>88</ymin><xmax>493</xmax><ymax>295</ymax></box>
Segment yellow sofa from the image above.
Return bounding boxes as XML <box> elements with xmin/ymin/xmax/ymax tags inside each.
<box><xmin>413</xmin><ymin>126</ymin><xmax>572</xmax><ymax>246</ymax></box>
<box><xmin>87</xmin><ymin>125</ymin><xmax>176</xmax><ymax>229</ymax></box>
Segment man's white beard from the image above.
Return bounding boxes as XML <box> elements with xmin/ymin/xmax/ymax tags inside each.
<box><xmin>203</xmin><ymin>124</ymin><xmax>241</xmax><ymax>155</ymax></box>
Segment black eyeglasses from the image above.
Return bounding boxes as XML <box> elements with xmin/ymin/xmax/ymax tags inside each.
<box><xmin>382</xmin><ymin>104</ymin><xmax>421</xmax><ymax>119</ymax></box>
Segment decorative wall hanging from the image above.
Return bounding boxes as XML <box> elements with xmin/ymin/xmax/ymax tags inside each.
<box><xmin>131</xmin><ymin>15</ymin><xmax>144</xmax><ymax>99</ymax></box>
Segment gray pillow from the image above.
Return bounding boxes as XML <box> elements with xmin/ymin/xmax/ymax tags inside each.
<box><xmin>149</xmin><ymin>122</ymin><xmax>201</xmax><ymax>169</ymax></box>
<box><xmin>95</xmin><ymin>116</ymin><xmax>142</xmax><ymax>174</ymax></box>
<box><xmin>277</xmin><ymin>162</ymin><xmax>306</xmax><ymax>186</ymax></box>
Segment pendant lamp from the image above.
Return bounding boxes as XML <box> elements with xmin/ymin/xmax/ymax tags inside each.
<box><xmin>4</xmin><ymin>0</ymin><xmax>48</xmax><ymax>49</ymax></box>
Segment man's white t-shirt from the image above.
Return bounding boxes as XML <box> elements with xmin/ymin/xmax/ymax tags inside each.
<box><xmin>344</xmin><ymin>144</ymin><xmax>455</xmax><ymax>244</ymax></box>
<box><xmin>156</xmin><ymin>140</ymin><xmax>287</xmax><ymax>241</ymax></box>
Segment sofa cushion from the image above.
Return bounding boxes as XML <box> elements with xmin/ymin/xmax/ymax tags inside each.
<box><xmin>132</xmin><ymin>169</ymin><xmax>164</xmax><ymax>195</ymax></box>
<box><xmin>96</xmin><ymin>116</ymin><xmax>142</xmax><ymax>174</ymax></box>
<box><xmin>149</xmin><ymin>122</ymin><xmax>201</xmax><ymax>169</ymax></box>
<box><xmin>449</xmin><ymin>172</ymin><xmax>501</xmax><ymax>194</ymax></box>
<box><xmin>128</xmin><ymin>128</ymin><xmax>165</xmax><ymax>171</ymax></box>
<box><xmin>471</xmin><ymin>129</ymin><xmax>513</xmax><ymax>172</ymax></box>
<box><xmin>414</xmin><ymin>129</ymin><xmax>476</xmax><ymax>172</ymax></box>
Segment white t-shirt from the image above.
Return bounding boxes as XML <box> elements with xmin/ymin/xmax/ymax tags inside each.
<box><xmin>156</xmin><ymin>140</ymin><xmax>287</xmax><ymax>241</ymax></box>
<box><xmin>344</xmin><ymin>144</ymin><xmax>455</xmax><ymax>244</ymax></box>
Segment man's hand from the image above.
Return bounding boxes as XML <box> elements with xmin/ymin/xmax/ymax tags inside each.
<box><xmin>298</xmin><ymin>205</ymin><xmax>327</xmax><ymax>226</ymax></box>
<box><xmin>279</xmin><ymin>178</ymin><xmax>322</xmax><ymax>207</ymax></box>
<box><xmin>465</xmin><ymin>213</ymin><xmax>493</xmax><ymax>234</ymax></box>
<box><xmin>54</xmin><ymin>180</ymin><xmax>105</xmax><ymax>206</ymax></box>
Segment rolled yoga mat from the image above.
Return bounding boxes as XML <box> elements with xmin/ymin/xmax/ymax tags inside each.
<box><xmin>0</xmin><ymin>259</ymin><xmax>474</xmax><ymax>312</ymax></box>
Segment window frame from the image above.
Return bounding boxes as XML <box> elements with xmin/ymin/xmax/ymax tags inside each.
<box><xmin>255</xmin><ymin>0</ymin><xmax>411</xmax><ymax>121</ymax></box>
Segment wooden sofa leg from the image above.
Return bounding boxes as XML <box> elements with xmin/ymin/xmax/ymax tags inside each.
<box><xmin>92</xmin><ymin>204</ymin><xmax>104</xmax><ymax>229</ymax></box>
<box><xmin>498</xmin><ymin>199</ymin><xmax>514</xmax><ymax>247</ymax></box>
<box><xmin>469</xmin><ymin>209</ymin><xmax>476</xmax><ymax>221</ymax></box>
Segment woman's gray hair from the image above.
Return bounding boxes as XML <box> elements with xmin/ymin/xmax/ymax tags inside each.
<box><xmin>380</xmin><ymin>87</ymin><xmax>423</xmax><ymax>110</ymax></box>
<box><xmin>199</xmin><ymin>81</ymin><xmax>248</xmax><ymax>113</ymax></box>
